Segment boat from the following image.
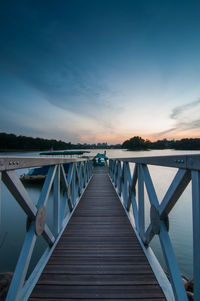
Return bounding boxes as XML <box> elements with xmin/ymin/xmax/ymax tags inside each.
<box><xmin>40</xmin><ymin>150</ymin><xmax>90</xmax><ymax>156</ymax></box>
<box><xmin>20</xmin><ymin>150</ymin><xmax>91</xmax><ymax>183</ymax></box>
<box><xmin>20</xmin><ymin>164</ymin><xmax>70</xmax><ymax>183</ymax></box>
<box><xmin>93</xmin><ymin>153</ymin><xmax>108</xmax><ymax>166</ymax></box>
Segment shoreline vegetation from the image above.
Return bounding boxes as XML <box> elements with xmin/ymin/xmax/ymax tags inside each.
<box><xmin>0</xmin><ymin>132</ymin><xmax>120</xmax><ymax>152</ymax></box>
<box><xmin>0</xmin><ymin>132</ymin><xmax>200</xmax><ymax>152</ymax></box>
<box><xmin>122</xmin><ymin>136</ymin><xmax>200</xmax><ymax>151</ymax></box>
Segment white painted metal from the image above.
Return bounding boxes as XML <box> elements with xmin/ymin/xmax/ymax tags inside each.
<box><xmin>159</xmin><ymin>169</ymin><xmax>191</xmax><ymax>218</ymax></box>
<box><xmin>37</xmin><ymin>165</ymin><xmax>57</xmax><ymax>208</ymax></box>
<box><xmin>43</xmin><ymin>223</ymin><xmax>55</xmax><ymax>246</ymax></box>
<box><xmin>109</xmin><ymin>175</ymin><xmax>175</xmax><ymax>301</ymax></box>
<box><xmin>117</xmin><ymin>161</ymin><xmax>121</xmax><ymax>195</ymax></box>
<box><xmin>71</xmin><ymin>164</ymin><xmax>76</xmax><ymax>206</ymax></box>
<box><xmin>6</xmin><ymin>222</ymin><xmax>37</xmax><ymax>301</ymax></box>
<box><xmin>123</xmin><ymin>162</ymin><xmax>128</xmax><ymax>207</ymax></box>
<box><xmin>108</xmin><ymin>155</ymin><xmax>200</xmax><ymax>301</ymax></box>
<box><xmin>192</xmin><ymin>170</ymin><xmax>200</xmax><ymax>300</ymax></box>
<box><xmin>3</xmin><ymin>153</ymin><xmax>200</xmax><ymax>300</ymax></box>
<box><xmin>2</xmin><ymin>171</ymin><xmax>37</xmax><ymax>219</ymax></box>
<box><xmin>120</xmin><ymin>162</ymin><xmax>123</xmax><ymax>198</ymax></box>
<box><xmin>60</xmin><ymin>163</ymin><xmax>73</xmax><ymax>212</ymax></box>
<box><xmin>130</xmin><ymin>191</ymin><xmax>139</xmax><ymax>231</ymax></box>
<box><xmin>143</xmin><ymin>224</ymin><xmax>154</xmax><ymax>245</ymax></box>
<box><xmin>131</xmin><ymin>164</ymin><xmax>138</xmax><ymax>192</ymax></box>
<box><xmin>0</xmin><ymin>172</ymin><xmax>1</xmax><ymax>228</ymax></box>
<box><xmin>0</xmin><ymin>157</ymin><xmax>93</xmax><ymax>301</ymax></box>
<box><xmin>20</xmin><ymin>174</ymin><xmax>93</xmax><ymax>301</ymax></box>
<box><xmin>140</xmin><ymin>164</ymin><xmax>159</xmax><ymax>208</ymax></box>
<box><xmin>138</xmin><ymin>164</ymin><xmax>145</xmax><ymax>240</ymax></box>
<box><xmin>0</xmin><ymin>156</ymin><xmax>89</xmax><ymax>171</ymax></box>
<box><xmin>53</xmin><ymin>165</ymin><xmax>60</xmax><ymax>236</ymax></box>
<box><xmin>79</xmin><ymin>162</ymin><xmax>83</xmax><ymax>193</ymax></box>
<box><xmin>159</xmin><ymin>222</ymin><xmax>188</xmax><ymax>300</ymax></box>
<box><xmin>126</xmin><ymin>164</ymin><xmax>137</xmax><ymax>211</ymax></box>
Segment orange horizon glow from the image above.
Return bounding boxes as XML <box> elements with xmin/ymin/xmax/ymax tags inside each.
<box><xmin>79</xmin><ymin>131</ymin><xmax>200</xmax><ymax>145</ymax></box>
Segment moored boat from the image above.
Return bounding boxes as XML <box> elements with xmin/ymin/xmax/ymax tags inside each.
<box><xmin>93</xmin><ymin>153</ymin><xmax>108</xmax><ymax>166</ymax></box>
<box><xmin>20</xmin><ymin>150</ymin><xmax>91</xmax><ymax>183</ymax></box>
<box><xmin>20</xmin><ymin>164</ymin><xmax>69</xmax><ymax>183</ymax></box>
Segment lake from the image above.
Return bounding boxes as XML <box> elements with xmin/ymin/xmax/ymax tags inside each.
<box><xmin>0</xmin><ymin>148</ymin><xmax>199</xmax><ymax>279</ymax></box>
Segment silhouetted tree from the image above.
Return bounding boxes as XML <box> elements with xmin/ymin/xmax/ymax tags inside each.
<box><xmin>122</xmin><ymin>136</ymin><xmax>149</xmax><ymax>150</ymax></box>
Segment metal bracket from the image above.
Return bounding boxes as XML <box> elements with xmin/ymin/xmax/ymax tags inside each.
<box><xmin>35</xmin><ymin>206</ymin><xmax>46</xmax><ymax>236</ymax></box>
<box><xmin>67</xmin><ymin>183</ymin><xmax>71</xmax><ymax>200</ymax></box>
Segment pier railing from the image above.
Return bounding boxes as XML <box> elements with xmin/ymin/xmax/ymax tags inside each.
<box><xmin>109</xmin><ymin>154</ymin><xmax>200</xmax><ymax>301</ymax></box>
<box><xmin>0</xmin><ymin>156</ymin><xmax>93</xmax><ymax>301</ymax></box>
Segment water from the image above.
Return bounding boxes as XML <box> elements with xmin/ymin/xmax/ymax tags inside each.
<box><xmin>0</xmin><ymin>149</ymin><xmax>199</xmax><ymax>279</ymax></box>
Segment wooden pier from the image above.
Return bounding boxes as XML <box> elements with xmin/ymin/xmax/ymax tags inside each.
<box><xmin>29</xmin><ymin>167</ymin><xmax>165</xmax><ymax>300</ymax></box>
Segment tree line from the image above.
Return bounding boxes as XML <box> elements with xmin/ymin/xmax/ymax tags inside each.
<box><xmin>0</xmin><ymin>132</ymin><xmax>119</xmax><ymax>151</ymax></box>
<box><xmin>1</xmin><ymin>132</ymin><xmax>200</xmax><ymax>152</ymax></box>
<box><xmin>122</xmin><ymin>136</ymin><xmax>200</xmax><ymax>150</ymax></box>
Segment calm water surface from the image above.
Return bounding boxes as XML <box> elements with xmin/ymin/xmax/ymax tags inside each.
<box><xmin>0</xmin><ymin>149</ymin><xmax>199</xmax><ymax>279</ymax></box>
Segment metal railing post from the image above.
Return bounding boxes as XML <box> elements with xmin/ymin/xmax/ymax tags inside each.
<box><xmin>109</xmin><ymin>155</ymin><xmax>198</xmax><ymax>301</ymax></box>
<box><xmin>0</xmin><ymin>172</ymin><xmax>1</xmax><ymax>229</ymax></box>
<box><xmin>138</xmin><ymin>164</ymin><xmax>145</xmax><ymax>239</ymax></box>
<box><xmin>53</xmin><ymin>165</ymin><xmax>60</xmax><ymax>236</ymax></box>
<box><xmin>192</xmin><ymin>170</ymin><xmax>200</xmax><ymax>300</ymax></box>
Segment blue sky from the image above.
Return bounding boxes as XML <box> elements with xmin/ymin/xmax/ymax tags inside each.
<box><xmin>0</xmin><ymin>0</ymin><xmax>200</xmax><ymax>143</ymax></box>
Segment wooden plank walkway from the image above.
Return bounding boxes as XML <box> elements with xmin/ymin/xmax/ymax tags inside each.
<box><xmin>29</xmin><ymin>167</ymin><xmax>166</xmax><ymax>300</ymax></box>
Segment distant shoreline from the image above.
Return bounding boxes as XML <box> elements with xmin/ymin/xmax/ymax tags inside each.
<box><xmin>1</xmin><ymin>132</ymin><xmax>200</xmax><ymax>152</ymax></box>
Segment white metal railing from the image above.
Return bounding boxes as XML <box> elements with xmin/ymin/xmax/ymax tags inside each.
<box><xmin>109</xmin><ymin>154</ymin><xmax>200</xmax><ymax>301</ymax></box>
<box><xmin>0</xmin><ymin>156</ymin><xmax>93</xmax><ymax>301</ymax></box>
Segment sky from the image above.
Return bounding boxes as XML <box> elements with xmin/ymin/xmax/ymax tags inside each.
<box><xmin>0</xmin><ymin>0</ymin><xmax>200</xmax><ymax>144</ymax></box>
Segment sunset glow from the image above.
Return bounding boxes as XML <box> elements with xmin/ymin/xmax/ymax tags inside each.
<box><xmin>0</xmin><ymin>1</ymin><xmax>200</xmax><ymax>144</ymax></box>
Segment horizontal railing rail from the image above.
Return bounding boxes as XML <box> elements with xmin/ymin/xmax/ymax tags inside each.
<box><xmin>0</xmin><ymin>156</ymin><xmax>93</xmax><ymax>301</ymax></box>
<box><xmin>109</xmin><ymin>154</ymin><xmax>200</xmax><ymax>301</ymax></box>
<box><xmin>0</xmin><ymin>156</ymin><xmax>89</xmax><ymax>171</ymax></box>
<box><xmin>111</xmin><ymin>153</ymin><xmax>200</xmax><ymax>170</ymax></box>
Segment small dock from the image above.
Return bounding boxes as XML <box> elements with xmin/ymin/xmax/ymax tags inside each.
<box><xmin>29</xmin><ymin>167</ymin><xmax>165</xmax><ymax>300</ymax></box>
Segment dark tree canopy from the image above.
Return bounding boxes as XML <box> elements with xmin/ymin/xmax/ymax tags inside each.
<box><xmin>122</xmin><ymin>136</ymin><xmax>149</xmax><ymax>150</ymax></box>
<box><xmin>0</xmin><ymin>132</ymin><xmax>119</xmax><ymax>151</ymax></box>
<box><xmin>1</xmin><ymin>132</ymin><xmax>200</xmax><ymax>152</ymax></box>
<box><xmin>122</xmin><ymin>136</ymin><xmax>200</xmax><ymax>151</ymax></box>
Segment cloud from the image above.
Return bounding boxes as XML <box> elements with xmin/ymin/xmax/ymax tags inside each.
<box><xmin>154</xmin><ymin>98</ymin><xmax>200</xmax><ymax>138</ymax></box>
<box><xmin>0</xmin><ymin>0</ymin><xmax>123</xmax><ymax>133</ymax></box>
<box><xmin>170</xmin><ymin>99</ymin><xmax>200</xmax><ymax>119</ymax></box>
<box><xmin>0</xmin><ymin>36</ymin><xmax>122</xmax><ymax>134</ymax></box>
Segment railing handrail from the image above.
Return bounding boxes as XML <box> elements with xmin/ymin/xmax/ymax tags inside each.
<box><xmin>111</xmin><ymin>153</ymin><xmax>200</xmax><ymax>170</ymax></box>
<box><xmin>0</xmin><ymin>156</ymin><xmax>89</xmax><ymax>171</ymax></box>
<box><xmin>109</xmin><ymin>155</ymin><xmax>200</xmax><ymax>301</ymax></box>
<box><xmin>0</xmin><ymin>157</ymin><xmax>93</xmax><ymax>301</ymax></box>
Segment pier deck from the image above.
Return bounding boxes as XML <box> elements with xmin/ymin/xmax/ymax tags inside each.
<box><xmin>29</xmin><ymin>167</ymin><xmax>165</xmax><ymax>300</ymax></box>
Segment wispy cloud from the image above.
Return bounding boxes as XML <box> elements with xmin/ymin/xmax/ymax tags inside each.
<box><xmin>154</xmin><ymin>99</ymin><xmax>200</xmax><ymax>138</ymax></box>
<box><xmin>170</xmin><ymin>99</ymin><xmax>200</xmax><ymax>119</ymax></box>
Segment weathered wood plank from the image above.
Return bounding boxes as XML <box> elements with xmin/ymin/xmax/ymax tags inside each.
<box><xmin>48</xmin><ymin>256</ymin><xmax>149</xmax><ymax>265</ymax></box>
<box><xmin>30</xmin><ymin>284</ymin><xmax>164</xmax><ymax>299</ymax></box>
<box><xmin>38</xmin><ymin>273</ymin><xmax>158</xmax><ymax>285</ymax></box>
<box><xmin>30</xmin><ymin>298</ymin><xmax>166</xmax><ymax>301</ymax></box>
<box><xmin>42</xmin><ymin>264</ymin><xmax>154</xmax><ymax>274</ymax></box>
